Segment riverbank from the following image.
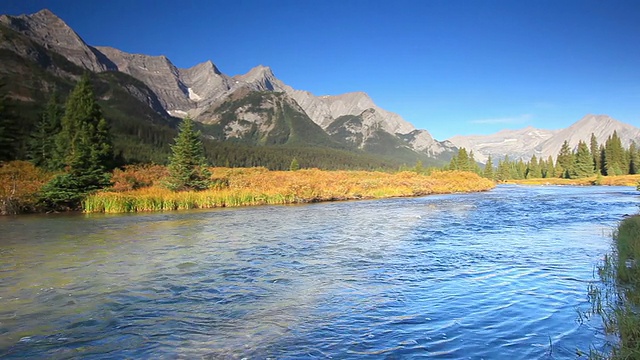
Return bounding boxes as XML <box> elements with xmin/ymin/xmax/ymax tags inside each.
<box><xmin>83</xmin><ymin>167</ymin><xmax>495</xmax><ymax>213</ymax></box>
<box><xmin>506</xmin><ymin>174</ymin><xmax>640</xmax><ymax>187</ymax></box>
<box><xmin>592</xmin><ymin>215</ymin><xmax>640</xmax><ymax>359</ymax></box>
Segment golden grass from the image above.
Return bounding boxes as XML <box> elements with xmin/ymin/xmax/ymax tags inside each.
<box><xmin>507</xmin><ymin>174</ymin><xmax>640</xmax><ymax>187</ymax></box>
<box><xmin>84</xmin><ymin>168</ymin><xmax>496</xmax><ymax>213</ymax></box>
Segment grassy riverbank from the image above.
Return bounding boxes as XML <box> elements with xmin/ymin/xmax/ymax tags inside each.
<box><xmin>83</xmin><ymin>166</ymin><xmax>495</xmax><ymax>213</ymax></box>
<box><xmin>590</xmin><ymin>215</ymin><xmax>640</xmax><ymax>359</ymax></box>
<box><xmin>506</xmin><ymin>174</ymin><xmax>640</xmax><ymax>187</ymax></box>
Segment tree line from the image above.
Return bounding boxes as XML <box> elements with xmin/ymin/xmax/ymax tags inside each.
<box><xmin>447</xmin><ymin>131</ymin><xmax>640</xmax><ymax>180</ymax></box>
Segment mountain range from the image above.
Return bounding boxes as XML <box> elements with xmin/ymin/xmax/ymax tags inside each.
<box><xmin>449</xmin><ymin>114</ymin><xmax>640</xmax><ymax>163</ymax></box>
<box><xmin>0</xmin><ymin>9</ymin><xmax>638</xmax><ymax>168</ymax></box>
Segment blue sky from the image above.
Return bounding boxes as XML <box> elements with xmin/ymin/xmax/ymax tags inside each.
<box><xmin>1</xmin><ymin>0</ymin><xmax>639</xmax><ymax>140</ymax></box>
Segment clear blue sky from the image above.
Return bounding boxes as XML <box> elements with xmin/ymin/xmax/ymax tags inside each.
<box><xmin>1</xmin><ymin>0</ymin><xmax>639</xmax><ymax>140</ymax></box>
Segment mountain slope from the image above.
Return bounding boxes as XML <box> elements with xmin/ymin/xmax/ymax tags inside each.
<box><xmin>537</xmin><ymin>114</ymin><xmax>640</xmax><ymax>158</ymax></box>
<box><xmin>0</xmin><ymin>9</ymin><xmax>114</xmax><ymax>72</ymax></box>
<box><xmin>0</xmin><ymin>8</ymin><xmax>456</xmax><ymax>167</ymax></box>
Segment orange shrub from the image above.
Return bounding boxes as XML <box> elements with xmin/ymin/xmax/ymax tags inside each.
<box><xmin>0</xmin><ymin>161</ymin><xmax>54</xmax><ymax>214</ymax></box>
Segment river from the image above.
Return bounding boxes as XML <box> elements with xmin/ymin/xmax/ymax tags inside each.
<box><xmin>0</xmin><ymin>185</ymin><xmax>638</xmax><ymax>359</ymax></box>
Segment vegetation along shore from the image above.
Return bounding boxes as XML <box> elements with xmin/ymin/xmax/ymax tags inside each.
<box><xmin>588</xmin><ymin>215</ymin><xmax>640</xmax><ymax>359</ymax></box>
<box><xmin>0</xmin><ymin>162</ymin><xmax>494</xmax><ymax>215</ymax></box>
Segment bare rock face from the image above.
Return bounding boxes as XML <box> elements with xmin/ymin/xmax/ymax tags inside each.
<box><xmin>95</xmin><ymin>47</ymin><xmax>235</xmax><ymax>117</ymax></box>
<box><xmin>284</xmin><ymin>89</ymin><xmax>416</xmax><ymax>135</ymax></box>
<box><xmin>402</xmin><ymin>130</ymin><xmax>457</xmax><ymax>157</ymax></box>
<box><xmin>232</xmin><ymin>65</ymin><xmax>285</xmax><ymax>92</ymax></box>
<box><xmin>0</xmin><ymin>9</ymin><xmax>113</xmax><ymax>72</ymax></box>
<box><xmin>95</xmin><ymin>46</ymin><xmax>190</xmax><ymax>113</ymax></box>
<box><xmin>178</xmin><ymin>60</ymin><xmax>233</xmax><ymax>112</ymax></box>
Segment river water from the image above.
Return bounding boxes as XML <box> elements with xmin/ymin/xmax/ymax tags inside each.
<box><xmin>0</xmin><ymin>185</ymin><xmax>638</xmax><ymax>359</ymax></box>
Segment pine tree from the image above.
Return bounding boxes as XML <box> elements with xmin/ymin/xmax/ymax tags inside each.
<box><xmin>40</xmin><ymin>75</ymin><xmax>114</xmax><ymax>210</ymax></box>
<box><xmin>290</xmin><ymin>157</ymin><xmax>300</xmax><ymax>171</ymax></box>
<box><xmin>496</xmin><ymin>156</ymin><xmax>512</xmax><ymax>181</ymax></box>
<box><xmin>28</xmin><ymin>93</ymin><xmax>63</xmax><ymax>169</ymax></box>
<box><xmin>413</xmin><ymin>160</ymin><xmax>424</xmax><ymax>174</ymax></box>
<box><xmin>604</xmin><ymin>131</ymin><xmax>625</xmax><ymax>176</ymax></box>
<box><xmin>165</xmin><ymin>116</ymin><xmax>211</xmax><ymax>191</ymax></box>
<box><xmin>571</xmin><ymin>140</ymin><xmax>594</xmax><ymax>178</ymax></box>
<box><xmin>468</xmin><ymin>151</ymin><xmax>482</xmax><ymax>174</ymax></box>
<box><xmin>527</xmin><ymin>155</ymin><xmax>542</xmax><ymax>179</ymax></box>
<box><xmin>483</xmin><ymin>155</ymin><xmax>494</xmax><ymax>179</ymax></box>
<box><xmin>545</xmin><ymin>156</ymin><xmax>555</xmax><ymax>178</ymax></box>
<box><xmin>629</xmin><ymin>142</ymin><xmax>640</xmax><ymax>175</ymax></box>
<box><xmin>449</xmin><ymin>148</ymin><xmax>471</xmax><ymax>171</ymax></box>
<box><xmin>556</xmin><ymin>141</ymin><xmax>574</xmax><ymax>178</ymax></box>
<box><xmin>589</xmin><ymin>133</ymin><xmax>601</xmax><ymax>174</ymax></box>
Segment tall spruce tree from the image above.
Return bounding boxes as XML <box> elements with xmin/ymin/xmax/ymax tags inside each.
<box><xmin>589</xmin><ymin>133</ymin><xmax>600</xmax><ymax>174</ymax></box>
<box><xmin>496</xmin><ymin>156</ymin><xmax>511</xmax><ymax>181</ymax></box>
<box><xmin>40</xmin><ymin>75</ymin><xmax>113</xmax><ymax>210</ymax></box>
<box><xmin>629</xmin><ymin>142</ymin><xmax>640</xmax><ymax>175</ymax></box>
<box><xmin>604</xmin><ymin>131</ymin><xmax>625</xmax><ymax>176</ymax></box>
<box><xmin>571</xmin><ymin>140</ymin><xmax>594</xmax><ymax>178</ymax></box>
<box><xmin>483</xmin><ymin>155</ymin><xmax>494</xmax><ymax>179</ymax></box>
<box><xmin>165</xmin><ymin>116</ymin><xmax>211</xmax><ymax>191</ymax></box>
<box><xmin>556</xmin><ymin>141</ymin><xmax>574</xmax><ymax>178</ymax></box>
<box><xmin>527</xmin><ymin>155</ymin><xmax>542</xmax><ymax>179</ymax></box>
<box><xmin>545</xmin><ymin>156</ymin><xmax>555</xmax><ymax>178</ymax></box>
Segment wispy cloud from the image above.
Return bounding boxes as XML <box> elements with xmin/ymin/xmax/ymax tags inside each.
<box><xmin>469</xmin><ymin>114</ymin><xmax>533</xmax><ymax>125</ymax></box>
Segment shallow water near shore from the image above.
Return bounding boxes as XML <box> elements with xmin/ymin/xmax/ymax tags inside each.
<box><xmin>1</xmin><ymin>185</ymin><xmax>638</xmax><ymax>359</ymax></box>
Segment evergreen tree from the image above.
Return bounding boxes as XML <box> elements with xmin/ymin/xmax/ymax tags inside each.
<box><xmin>413</xmin><ymin>160</ymin><xmax>423</xmax><ymax>174</ymax></box>
<box><xmin>28</xmin><ymin>93</ymin><xmax>63</xmax><ymax>169</ymax></box>
<box><xmin>527</xmin><ymin>155</ymin><xmax>542</xmax><ymax>179</ymax></box>
<box><xmin>629</xmin><ymin>142</ymin><xmax>640</xmax><ymax>175</ymax></box>
<box><xmin>496</xmin><ymin>156</ymin><xmax>511</xmax><ymax>181</ymax></box>
<box><xmin>40</xmin><ymin>75</ymin><xmax>114</xmax><ymax>210</ymax></box>
<box><xmin>165</xmin><ymin>116</ymin><xmax>211</xmax><ymax>191</ymax></box>
<box><xmin>604</xmin><ymin>131</ymin><xmax>625</xmax><ymax>176</ymax></box>
<box><xmin>468</xmin><ymin>151</ymin><xmax>482</xmax><ymax>174</ymax></box>
<box><xmin>290</xmin><ymin>157</ymin><xmax>300</xmax><ymax>171</ymax></box>
<box><xmin>571</xmin><ymin>140</ymin><xmax>595</xmax><ymax>178</ymax></box>
<box><xmin>483</xmin><ymin>155</ymin><xmax>494</xmax><ymax>179</ymax></box>
<box><xmin>545</xmin><ymin>156</ymin><xmax>555</xmax><ymax>178</ymax></box>
<box><xmin>450</xmin><ymin>148</ymin><xmax>471</xmax><ymax>171</ymax></box>
<box><xmin>448</xmin><ymin>156</ymin><xmax>459</xmax><ymax>171</ymax></box>
<box><xmin>556</xmin><ymin>141</ymin><xmax>574</xmax><ymax>178</ymax></box>
<box><xmin>590</xmin><ymin>133</ymin><xmax>601</xmax><ymax>174</ymax></box>
<box><xmin>599</xmin><ymin>145</ymin><xmax>606</xmax><ymax>176</ymax></box>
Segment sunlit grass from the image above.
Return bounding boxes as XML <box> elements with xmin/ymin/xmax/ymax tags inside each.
<box><xmin>83</xmin><ymin>168</ymin><xmax>496</xmax><ymax>213</ymax></box>
<box><xmin>508</xmin><ymin>174</ymin><xmax>640</xmax><ymax>187</ymax></box>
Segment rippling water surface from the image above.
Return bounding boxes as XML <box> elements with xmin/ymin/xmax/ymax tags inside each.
<box><xmin>1</xmin><ymin>185</ymin><xmax>639</xmax><ymax>359</ymax></box>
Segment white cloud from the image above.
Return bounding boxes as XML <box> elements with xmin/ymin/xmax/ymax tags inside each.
<box><xmin>470</xmin><ymin>114</ymin><xmax>533</xmax><ymax>125</ymax></box>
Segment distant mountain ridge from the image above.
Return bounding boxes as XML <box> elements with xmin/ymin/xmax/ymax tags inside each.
<box><xmin>448</xmin><ymin>114</ymin><xmax>640</xmax><ymax>163</ymax></box>
<box><xmin>0</xmin><ymin>8</ymin><xmax>456</xmax><ymax>164</ymax></box>
<box><xmin>2</xmin><ymin>9</ymin><xmax>637</xmax><ymax>168</ymax></box>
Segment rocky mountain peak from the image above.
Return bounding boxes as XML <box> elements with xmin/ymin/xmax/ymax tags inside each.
<box><xmin>233</xmin><ymin>65</ymin><xmax>283</xmax><ymax>92</ymax></box>
<box><xmin>0</xmin><ymin>9</ymin><xmax>111</xmax><ymax>72</ymax></box>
